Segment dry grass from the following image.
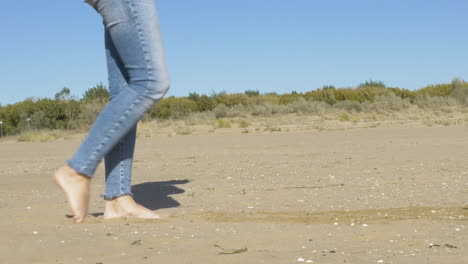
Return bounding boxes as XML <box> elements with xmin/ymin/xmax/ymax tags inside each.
<box><xmin>16</xmin><ymin>130</ymin><xmax>66</xmax><ymax>142</ymax></box>
<box><xmin>9</xmin><ymin>105</ymin><xmax>468</xmax><ymax>142</ymax></box>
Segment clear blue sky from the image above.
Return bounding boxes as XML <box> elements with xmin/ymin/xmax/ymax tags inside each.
<box><xmin>1</xmin><ymin>0</ymin><xmax>467</xmax><ymax>105</ymax></box>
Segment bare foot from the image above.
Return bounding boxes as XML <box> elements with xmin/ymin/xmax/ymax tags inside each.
<box><xmin>104</xmin><ymin>195</ymin><xmax>162</xmax><ymax>220</ymax></box>
<box><xmin>53</xmin><ymin>165</ymin><xmax>90</xmax><ymax>223</ymax></box>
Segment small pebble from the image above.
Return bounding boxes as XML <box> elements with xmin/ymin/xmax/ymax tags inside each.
<box><xmin>297</xmin><ymin>257</ymin><xmax>305</xmax><ymax>262</ymax></box>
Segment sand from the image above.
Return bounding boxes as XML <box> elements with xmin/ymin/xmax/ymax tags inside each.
<box><xmin>0</xmin><ymin>126</ymin><xmax>466</xmax><ymax>263</ymax></box>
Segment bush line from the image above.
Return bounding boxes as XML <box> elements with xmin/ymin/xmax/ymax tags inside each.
<box><xmin>1</xmin><ymin>79</ymin><xmax>467</xmax><ymax>136</ymax></box>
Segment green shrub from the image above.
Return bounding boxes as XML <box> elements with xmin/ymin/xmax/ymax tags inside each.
<box><xmin>257</xmin><ymin>93</ymin><xmax>280</xmax><ymax>105</ymax></box>
<box><xmin>322</xmin><ymin>85</ymin><xmax>336</xmax><ymax>90</ymax></box>
<box><xmin>82</xmin><ymin>83</ymin><xmax>110</xmax><ymax>103</ymax></box>
<box><xmin>417</xmin><ymin>83</ymin><xmax>452</xmax><ymax>97</ymax></box>
<box><xmin>196</xmin><ymin>95</ymin><xmax>216</xmax><ymax>111</ymax></box>
<box><xmin>304</xmin><ymin>84</ymin><xmax>411</xmax><ymax>105</ymax></box>
<box><xmin>149</xmin><ymin>97</ymin><xmax>198</xmax><ymax>119</ymax></box>
<box><xmin>187</xmin><ymin>92</ymin><xmax>201</xmax><ymax>102</ymax></box>
<box><xmin>54</xmin><ymin>87</ymin><xmax>73</xmax><ymax>101</ymax></box>
<box><xmin>279</xmin><ymin>93</ymin><xmax>302</xmax><ymax>105</ymax></box>
<box><xmin>304</xmin><ymin>89</ymin><xmax>336</xmax><ymax>105</ymax></box>
<box><xmin>387</xmin><ymin>87</ymin><xmax>415</xmax><ymax>102</ymax></box>
<box><xmin>245</xmin><ymin>89</ymin><xmax>260</xmax><ymax>97</ymax></box>
<box><xmin>332</xmin><ymin>88</ymin><xmax>366</xmax><ymax>102</ymax></box>
<box><xmin>3</xmin><ymin>79</ymin><xmax>468</xmax><ymax>135</ymax></box>
<box><xmin>216</xmin><ymin>93</ymin><xmax>250</xmax><ymax>107</ymax></box>
<box><xmin>358</xmin><ymin>80</ymin><xmax>386</xmax><ymax>88</ymax></box>
<box><xmin>0</xmin><ymin>97</ymin><xmax>82</xmax><ymax>135</ymax></box>
<box><xmin>357</xmin><ymin>86</ymin><xmax>392</xmax><ymax>102</ymax></box>
<box><xmin>210</xmin><ymin>90</ymin><xmax>227</xmax><ymax>99</ymax></box>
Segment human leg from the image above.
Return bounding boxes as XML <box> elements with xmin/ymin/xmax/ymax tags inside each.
<box><xmin>67</xmin><ymin>0</ymin><xmax>170</xmax><ymax>177</ymax></box>
<box><xmin>56</xmin><ymin>0</ymin><xmax>169</xmax><ymax>221</ymax></box>
<box><xmin>54</xmin><ymin>166</ymin><xmax>90</xmax><ymax>223</ymax></box>
<box><xmin>102</xmin><ymin>27</ymin><xmax>136</xmax><ymax>201</ymax></box>
<box><xmin>101</xmin><ymin>27</ymin><xmax>160</xmax><ymax>219</ymax></box>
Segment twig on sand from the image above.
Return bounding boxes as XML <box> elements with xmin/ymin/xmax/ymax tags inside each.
<box><xmin>214</xmin><ymin>244</ymin><xmax>248</xmax><ymax>255</ymax></box>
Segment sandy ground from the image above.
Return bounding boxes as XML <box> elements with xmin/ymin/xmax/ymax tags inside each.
<box><xmin>0</xmin><ymin>126</ymin><xmax>467</xmax><ymax>264</ymax></box>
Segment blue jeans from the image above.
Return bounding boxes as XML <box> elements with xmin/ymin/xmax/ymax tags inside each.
<box><xmin>68</xmin><ymin>0</ymin><xmax>170</xmax><ymax>200</ymax></box>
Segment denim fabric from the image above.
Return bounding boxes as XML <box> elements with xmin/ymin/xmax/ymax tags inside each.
<box><xmin>69</xmin><ymin>0</ymin><xmax>169</xmax><ymax>199</ymax></box>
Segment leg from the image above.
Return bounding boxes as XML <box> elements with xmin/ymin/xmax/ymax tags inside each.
<box><xmin>102</xmin><ymin>26</ymin><xmax>136</xmax><ymax>201</ymax></box>
<box><xmin>53</xmin><ymin>166</ymin><xmax>90</xmax><ymax>223</ymax></box>
<box><xmin>68</xmin><ymin>0</ymin><xmax>170</xmax><ymax>177</ymax></box>
<box><xmin>103</xmin><ymin>126</ymin><xmax>137</xmax><ymax>200</ymax></box>
<box><xmin>103</xmin><ymin>124</ymin><xmax>160</xmax><ymax>219</ymax></box>
<box><xmin>101</xmin><ymin>12</ymin><xmax>162</xmax><ymax>220</ymax></box>
<box><xmin>55</xmin><ymin>0</ymin><xmax>169</xmax><ymax>222</ymax></box>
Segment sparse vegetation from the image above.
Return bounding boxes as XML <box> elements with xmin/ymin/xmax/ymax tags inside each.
<box><xmin>17</xmin><ymin>130</ymin><xmax>65</xmax><ymax>142</ymax></box>
<box><xmin>238</xmin><ymin>119</ymin><xmax>251</xmax><ymax>128</ymax></box>
<box><xmin>216</xmin><ymin>119</ymin><xmax>231</xmax><ymax>128</ymax></box>
<box><xmin>2</xmin><ymin>78</ymin><xmax>468</xmax><ymax>141</ymax></box>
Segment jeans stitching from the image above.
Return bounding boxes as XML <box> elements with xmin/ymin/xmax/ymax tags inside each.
<box><xmin>125</xmin><ymin>0</ymin><xmax>153</xmax><ymax>80</ymax></box>
<box><xmin>102</xmin><ymin>192</ymin><xmax>133</xmax><ymax>201</ymax></box>
<box><xmin>82</xmin><ymin>95</ymin><xmax>143</xmax><ymax>172</ymax></box>
<box><xmin>119</xmin><ymin>139</ymin><xmax>124</xmax><ymax>194</ymax></box>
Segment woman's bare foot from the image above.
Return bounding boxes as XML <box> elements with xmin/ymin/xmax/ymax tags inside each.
<box><xmin>104</xmin><ymin>195</ymin><xmax>162</xmax><ymax>220</ymax></box>
<box><xmin>53</xmin><ymin>165</ymin><xmax>91</xmax><ymax>223</ymax></box>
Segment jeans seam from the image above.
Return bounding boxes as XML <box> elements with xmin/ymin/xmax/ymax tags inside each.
<box><xmin>81</xmin><ymin>94</ymin><xmax>143</xmax><ymax>172</ymax></box>
<box><xmin>119</xmin><ymin>140</ymin><xmax>124</xmax><ymax>194</ymax></box>
<box><xmin>125</xmin><ymin>0</ymin><xmax>153</xmax><ymax>80</ymax></box>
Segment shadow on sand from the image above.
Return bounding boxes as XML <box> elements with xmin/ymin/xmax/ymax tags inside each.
<box><xmin>83</xmin><ymin>179</ymin><xmax>190</xmax><ymax>218</ymax></box>
<box><xmin>132</xmin><ymin>179</ymin><xmax>190</xmax><ymax>210</ymax></box>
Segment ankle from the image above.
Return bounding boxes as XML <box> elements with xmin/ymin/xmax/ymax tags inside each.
<box><xmin>58</xmin><ymin>165</ymin><xmax>90</xmax><ymax>180</ymax></box>
<box><xmin>106</xmin><ymin>195</ymin><xmax>134</xmax><ymax>207</ymax></box>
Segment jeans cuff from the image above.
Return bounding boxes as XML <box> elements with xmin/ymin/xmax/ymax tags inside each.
<box><xmin>66</xmin><ymin>160</ymin><xmax>93</xmax><ymax>178</ymax></box>
<box><xmin>101</xmin><ymin>192</ymin><xmax>133</xmax><ymax>201</ymax></box>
